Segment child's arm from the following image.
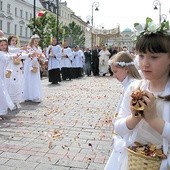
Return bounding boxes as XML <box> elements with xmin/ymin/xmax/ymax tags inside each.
<box><xmin>114</xmin><ymin>86</ymin><xmax>142</xmax><ymax>136</ymax></box>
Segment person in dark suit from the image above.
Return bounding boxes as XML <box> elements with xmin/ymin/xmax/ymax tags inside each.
<box><xmin>92</xmin><ymin>45</ymin><xmax>100</xmax><ymax>76</ymax></box>
<box><xmin>84</xmin><ymin>48</ymin><xmax>92</xmax><ymax>76</ymax></box>
<box><xmin>108</xmin><ymin>45</ymin><xmax>118</xmax><ymax>76</ymax></box>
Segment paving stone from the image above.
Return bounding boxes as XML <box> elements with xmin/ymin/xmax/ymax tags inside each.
<box><xmin>0</xmin><ymin>76</ymin><xmax>121</xmax><ymax>169</ymax></box>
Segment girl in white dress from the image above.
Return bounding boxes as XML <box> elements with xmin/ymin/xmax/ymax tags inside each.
<box><xmin>105</xmin><ymin>18</ymin><xmax>170</xmax><ymax>170</ymax></box>
<box><xmin>6</xmin><ymin>35</ymin><xmax>24</xmax><ymax>108</ymax></box>
<box><xmin>105</xmin><ymin>52</ymin><xmax>141</xmax><ymax>169</ymax></box>
<box><xmin>0</xmin><ymin>37</ymin><xmax>15</xmax><ymax>117</ymax></box>
<box><xmin>22</xmin><ymin>34</ymin><xmax>45</xmax><ymax>102</ymax></box>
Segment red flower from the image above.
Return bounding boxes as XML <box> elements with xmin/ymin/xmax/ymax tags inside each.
<box><xmin>37</xmin><ymin>11</ymin><xmax>45</xmax><ymax>17</ymax></box>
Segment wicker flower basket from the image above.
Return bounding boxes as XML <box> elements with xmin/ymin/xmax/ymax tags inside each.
<box><xmin>13</xmin><ymin>58</ymin><xmax>21</xmax><ymax>65</ymax></box>
<box><xmin>31</xmin><ymin>67</ymin><xmax>38</xmax><ymax>73</ymax></box>
<box><xmin>128</xmin><ymin>148</ymin><xmax>161</xmax><ymax>170</ymax></box>
<box><xmin>5</xmin><ymin>70</ymin><xmax>12</xmax><ymax>78</ymax></box>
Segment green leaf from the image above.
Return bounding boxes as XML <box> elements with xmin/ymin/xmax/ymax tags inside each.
<box><xmin>134</xmin><ymin>23</ymin><xmax>139</xmax><ymax>27</ymax></box>
<box><xmin>146</xmin><ymin>17</ymin><xmax>152</xmax><ymax>24</ymax></box>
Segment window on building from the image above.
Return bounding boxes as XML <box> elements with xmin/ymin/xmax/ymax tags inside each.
<box><xmin>20</xmin><ymin>26</ymin><xmax>23</xmax><ymax>36</ymax></box>
<box><xmin>0</xmin><ymin>1</ymin><xmax>2</xmax><ymax>11</ymax></box>
<box><xmin>7</xmin><ymin>22</ymin><xmax>10</xmax><ymax>34</ymax></box>
<box><xmin>15</xmin><ymin>8</ymin><xmax>17</xmax><ymax>17</ymax></box>
<box><xmin>0</xmin><ymin>20</ymin><xmax>2</xmax><ymax>30</ymax></box>
<box><xmin>7</xmin><ymin>4</ymin><xmax>11</xmax><ymax>13</ymax></box>
<box><xmin>14</xmin><ymin>24</ymin><xmax>17</xmax><ymax>35</ymax></box>
<box><xmin>25</xmin><ymin>27</ymin><xmax>28</xmax><ymax>37</ymax></box>
<box><xmin>25</xmin><ymin>12</ymin><xmax>28</xmax><ymax>20</ymax></box>
<box><xmin>20</xmin><ymin>9</ymin><xmax>23</xmax><ymax>18</ymax></box>
<box><xmin>30</xmin><ymin>13</ymin><xmax>32</xmax><ymax>20</ymax></box>
<box><xmin>68</xmin><ymin>14</ymin><xmax>69</xmax><ymax>20</ymax></box>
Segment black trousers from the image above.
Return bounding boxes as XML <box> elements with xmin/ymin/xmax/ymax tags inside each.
<box><xmin>61</xmin><ymin>67</ymin><xmax>72</xmax><ymax>80</ymax></box>
<box><xmin>92</xmin><ymin>60</ymin><xmax>99</xmax><ymax>76</ymax></box>
<box><xmin>48</xmin><ymin>68</ymin><xmax>61</xmax><ymax>83</ymax></box>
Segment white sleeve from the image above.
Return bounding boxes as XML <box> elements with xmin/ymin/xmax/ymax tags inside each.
<box><xmin>67</xmin><ymin>49</ymin><xmax>73</xmax><ymax>60</ymax></box>
<box><xmin>114</xmin><ymin>80</ymin><xmax>142</xmax><ymax>137</ymax></box>
<box><xmin>114</xmin><ymin>86</ymin><xmax>133</xmax><ymax>137</ymax></box>
<box><xmin>46</xmin><ymin>46</ymin><xmax>50</xmax><ymax>58</ymax></box>
<box><xmin>162</xmin><ymin>122</ymin><xmax>170</xmax><ymax>141</ymax></box>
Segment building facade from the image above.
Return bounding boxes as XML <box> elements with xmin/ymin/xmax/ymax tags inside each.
<box><xmin>0</xmin><ymin>0</ymin><xmax>42</xmax><ymax>44</ymax></box>
<box><xmin>0</xmin><ymin>0</ymin><xmax>133</xmax><ymax>49</ymax></box>
<box><xmin>107</xmin><ymin>28</ymin><xmax>135</xmax><ymax>51</ymax></box>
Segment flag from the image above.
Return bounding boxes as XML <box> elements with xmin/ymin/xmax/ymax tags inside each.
<box><xmin>37</xmin><ymin>11</ymin><xmax>45</xmax><ymax>17</ymax></box>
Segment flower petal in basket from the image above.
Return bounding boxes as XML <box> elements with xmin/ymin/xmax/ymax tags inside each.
<box><xmin>132</xmin><ymin>103</ymin><xmax>144</xmax><ymax>111</ymax></box>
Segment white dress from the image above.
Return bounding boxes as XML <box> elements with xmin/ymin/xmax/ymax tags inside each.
<box><xmin>22</xmin><ymin>46</ymin><xmax>43</xmax><ymax>102</ymax></box>
<box><xmin>105</xmin><ymin>76</ymin><xmax>138</xmax><ymax>170</ymax></box>
<box><xmin>0</xmin><ymin>51</ymin><xmax>15</xmax><ymax>115</ymax></box>
<box><xmin>105</xmin><ymin>79</ymin><xmax>170</xmax><ymax>170</ymax></box>
<box><xmin>5</xmin><ymin>46</ymin><xmax>24</xmax><ymax>104</ymax></box>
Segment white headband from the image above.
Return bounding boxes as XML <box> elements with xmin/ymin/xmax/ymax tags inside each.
<box><xmin>31</xmin><ymin>34</ymin><xmax>40</xmax><ymax>39</ymax></box>
<box><xmin>108</xmin><ymin>59</ymin><xmax>135</xmax><ymax>67</ymax></box>
<box><xmin>0</xmin><ymin>37</ymin><xmax>8</xmax><ymax>41</ymax></box>
<box><xmin>115</xmin><ymin>61</ymin><xmax>135</xmax><ymax>67</ymax></box>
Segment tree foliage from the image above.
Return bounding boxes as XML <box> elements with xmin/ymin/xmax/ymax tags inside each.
<box><xmin>62</xmin><ymin>21</ymin><xmax>85</xmax><ymax>48</ymax></box>
<box><xmin>28</xmin><ymin>12</ymin><xmax>85</xmax><ymax>48</ymax></box>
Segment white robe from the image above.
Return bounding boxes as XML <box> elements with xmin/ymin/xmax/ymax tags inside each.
<box><xmin>60</xmin><ymin>47</ymin><xmax>73</xmax><ymax>68</ymax></box>
<box><xmin>46</xmin><ymin>45</ymin><xmax>62</xmax><ymax>70</ymax></box>
<box><xmin>72</xmin><ymin>50</ymin><xmax>85</xmax><ymax>68</ymax></box>
<box><xmin>98</xmin><ymin>50</ymin><xmax>110</xmax><ymax>75</ymax></box>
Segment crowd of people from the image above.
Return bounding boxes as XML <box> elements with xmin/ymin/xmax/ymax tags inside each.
<box><xmin>0</xmin><ymin>29</ymin><xmax>140</xmax><ymax>119</ymax></box>
<box><xmin>1</xmin><ymin>16</ymin><xmax>170</xmax><ymax>169</ymax></box>
<box><xmin>0</xmin><ymin>31</ymin><xmax>126</xmax><ymax>119</ymax></box>
<box><xmin>0</xmin><ymin>32</ymin><xmax>47</xmax><ymax>119</ymax></box>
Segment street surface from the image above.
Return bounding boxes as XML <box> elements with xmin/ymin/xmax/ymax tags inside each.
<box><xmin>0</xmin><ymin>76</ymin><xmax>121</xmax><ymax>170</ymax></box>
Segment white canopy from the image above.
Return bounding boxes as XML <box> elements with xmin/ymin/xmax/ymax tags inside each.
<box><xmin>92</xmin><ymin>27</ymin><xmax>120</xmax><ymax>38</ymax></box>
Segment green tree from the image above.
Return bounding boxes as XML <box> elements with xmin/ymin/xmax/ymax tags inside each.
<box><xmin>62</xmin><ymin>21</ymin><xmax>85</xmax><ymax>48</ymax></box>
<box><xmin>28</xmin><ymin>12</ymin><xmax>85</xmax><ymax>48</ymax></box>
<box><xmin>27</xmin><ymin>11</ymin><xmax>62</xmax><ymax>48</ymax></box>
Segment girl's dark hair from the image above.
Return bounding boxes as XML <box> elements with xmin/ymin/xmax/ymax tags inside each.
<box><xmin>8</xmin><ymin>35</ymin><xmax>18</xmax><ymax>45</ymax></box>
<box><xmin>135</xmin><ymin>32</ymin><xmax>170</xmax><ymax>54</ymax></box>
<box><xmin>135</xmin><ymin>32</ymin><xmax>170</xmax><ymax>101</ymax></box>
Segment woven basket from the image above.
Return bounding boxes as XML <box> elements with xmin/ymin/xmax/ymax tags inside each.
<box><xmin>128</xmin><ymin>148</ymin><xmax>161</xmax><ymax>170</ymax></box>
<box><xmin>31</xmin><ymin>67</ymin><xmax>38</xmax><ymax>73</ymax></box>
<box><xmin>13</xmin><ymin>58</ymin><xmax>21</xmax><ymax>65</ymax></box>
<box><xmin>5</xmin><ymin>71</ymin><xmax>12</xmax><ymax>78</ymax></box>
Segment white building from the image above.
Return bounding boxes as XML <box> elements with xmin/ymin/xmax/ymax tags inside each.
<box><xmin>0</xmin><ymin>0</ymin><xmax>42</xmax><ymax>44</ymax></box>
<box><xmin>107</xmin><ymin>28</ymin><xmax>135</xmax><ymax>51</ymax></box>
<box><xmin>0</xmin><ymin>0</ymin><xmax>133</xmax><ymax>48</ymax></box>
<box><xmin>0</xmin><ymin>0</ymin><xmax>90</xmax><ymax>46</ymax></box>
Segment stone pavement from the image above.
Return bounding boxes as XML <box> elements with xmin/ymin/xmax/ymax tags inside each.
<box><xmin>0</xmin><ymin>76</ymin><xmax>121</xmax><ymax>170</ymax></box>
